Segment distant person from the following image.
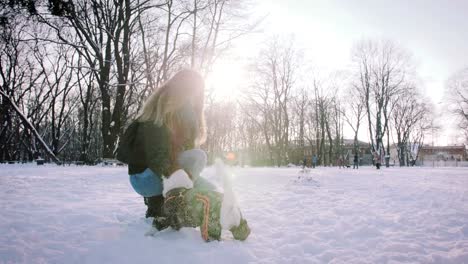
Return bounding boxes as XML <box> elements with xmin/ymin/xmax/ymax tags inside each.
<box><xmin>344</xmin><ymin>153</ymin><xmax>350</xmax><ymax>168</ymax></box>
<box><xmin>303</xmin><ymin>156</ymin><xmax>307</xmax><ymax>169</ymax></box>
<box><xmin>353</xmin><ymin>153</ymin><xmax>359</xmax><ymax>169</ymax></box>
<box><xmin>373</xmin><ymin>151</ymin><xmax>381</xmax><ymax>170</ymax></box>
<box><xmin>337</xmin><ymin>156</ymin><xmax>343</xmax><ymax>168</ymax></box>
<box><xmin>312</xmin><ymin>154</ymin><xmax>318</xmax><ymax>168</ymax></box>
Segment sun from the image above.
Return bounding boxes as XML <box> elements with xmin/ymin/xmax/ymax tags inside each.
<box><xmin>205</xmin><ymin>59</ymin><xmax>244</xmax><ymax>101</ymax></box>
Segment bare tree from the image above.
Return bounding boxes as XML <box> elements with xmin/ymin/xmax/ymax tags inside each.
<box><xmin>310</xmin><ymin>80</ymin><xmax>328</xmax><ymax>165</ymax></box>
<box><xmin>203</xmin><ymin>99</ymin><xmax>237</xmax><ymax>162</ymax></box>
<box><xmin>0</xmin><ymin>0</ymin><xmax>260</xmax><ymax>164</ymax></box>
<box><xmin>34</xmin><ymin>42</ymin><xmax>79</xmax><ymax>156</ymax></box>
<box><xmin>352</xmin><ymin>39</ymin><xmax>412</xmax><ymax>165</ymax></box>
<box><xmin>244</xmin><ymin>37</ymin><xmax>299</xmax><ymax>166</ymax></box>
<box><xmin>392</xmin><ymin>87</ymin><xmax>428</xmax><ymax>166</ymax></box>
<box><xmin>192</xmin><ymin>0</ymin><xmax>257</xmax><ymax>75</ymax></box>
<box><xmin>0</xmin><ymin>17</ymin><xmax>60</xmax><ymax>163</ymax></box>
<box><xmin>39</xmin><ymin>0</ymin><xmax>156</xmax><ymax>158</ymax></box>
<box><xmin>409</xmin><ymin>112</ymin><xmax>434</xmax><ymax>164</ymax></box>
<box><xmin>342</xmin><ymin>83</ymin><xmax>365</xmax><ymax>157</ymax></box>
<box><xmin>446</xmin><ymin>67</ymin><xmax>468</xmax><ymax>141</ymax></box>
<box><xmin>307</xmin><ymin>76</ymin><xmax>343</xmax><ymax>166</ymax></box>
<box><xmin>291</xmin><ymin>87</ymin><xmax>309</xmax><ymax>162</ymax></box>
<box><xmin>75</xmin><ymin>55</ymin><xmax>100</xmax><ymax>163</ymax></box>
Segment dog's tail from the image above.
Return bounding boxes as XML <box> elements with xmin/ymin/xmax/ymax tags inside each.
<box><xmin>216</xmin><ymin>158</ymin><xmax>241</xmax><ymax>230</ymax></box>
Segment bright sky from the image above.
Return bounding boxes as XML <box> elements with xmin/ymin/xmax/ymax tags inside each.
<box><xmin>207</xmin><ymin>0</ymin><xmax>468</xmax><ymax>144</ymax></box>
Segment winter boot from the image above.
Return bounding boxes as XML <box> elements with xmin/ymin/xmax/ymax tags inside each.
<box><xmin>145</xmin><ymin>195</ymin><xmax>168</xmax><ymax>231</ymax></box>
<box><xmin>144</xmin><ymin>197</ymin><xmax>155</xmax><ymax>218</ymax></box>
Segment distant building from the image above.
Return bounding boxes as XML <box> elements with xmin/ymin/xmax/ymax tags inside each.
<box><xmin>418</xmin><ymin>145</ymin><xmax>467</xmax><ymax>163</ymax></box>
<box><xmin>388</xmin><ymin>143</ymin><xmax>420</xmax><ymax>166</ymax></box>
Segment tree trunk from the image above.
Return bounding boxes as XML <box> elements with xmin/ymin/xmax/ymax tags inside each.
<box><xmin>0</xmin><ymin>90</ymin><xmax>61</xmax><ymax>164</ymax></box>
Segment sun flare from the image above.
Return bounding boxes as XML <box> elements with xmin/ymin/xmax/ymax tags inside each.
<box><xmin>205</xmin><ymin>59</ymin><xmax>245</xmax><ymax>101</ymax></box>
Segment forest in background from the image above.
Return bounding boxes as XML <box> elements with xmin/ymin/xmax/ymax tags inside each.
<box><xmin>1</xmin><ymin>0</ymin><xmax>466</xmax><ymax>166</ymax></box>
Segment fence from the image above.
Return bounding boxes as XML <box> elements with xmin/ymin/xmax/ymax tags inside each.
<box><xmin>419</xmin><ymin>160</ymin><xmax>468</xmax><ymax>167</ymax></box>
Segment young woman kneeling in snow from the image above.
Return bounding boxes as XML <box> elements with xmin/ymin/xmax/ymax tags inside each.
<box><xmin>118</xmin><ymin>69</ymin><xmax>216</xmax><ymax>230</ymax></box>
<box><xmin>118</xmin><ymin>69</ymin><xmax>250</xmax><ymax>240</ymax></box>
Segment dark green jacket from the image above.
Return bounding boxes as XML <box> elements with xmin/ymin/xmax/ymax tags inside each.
<box><xmin>120</xmin><ymin>121</ymin><xmax>173</xmax><ymax>176</ymax></box>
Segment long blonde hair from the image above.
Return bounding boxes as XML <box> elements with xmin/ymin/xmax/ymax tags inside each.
<box><xmin>138</xmin><ymin>69</ymin><xmax>206</xmax><ymax>146</ymax></box>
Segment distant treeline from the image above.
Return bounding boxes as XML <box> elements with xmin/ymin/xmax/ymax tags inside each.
<box><xmin>1</xmin><ymin>0</ymin><xmax>447</xmax><ymax>167</ymax></box>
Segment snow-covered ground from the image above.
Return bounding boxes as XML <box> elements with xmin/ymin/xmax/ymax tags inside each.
<box><xmin>1</xmin><ymin>164</ymin><xmax>468</xmax><ymax>264</ymax></box>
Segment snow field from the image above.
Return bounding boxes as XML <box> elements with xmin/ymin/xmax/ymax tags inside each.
<box><xmin>0</xmin><ymin>164</ymin><xmax>467</xmax><ymax>263</ymax></box>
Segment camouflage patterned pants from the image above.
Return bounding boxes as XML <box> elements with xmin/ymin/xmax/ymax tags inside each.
<box><xmin>164</xmin><ymin>187</ymin><xmax>223</xmax><ymax>242</ymax></box>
